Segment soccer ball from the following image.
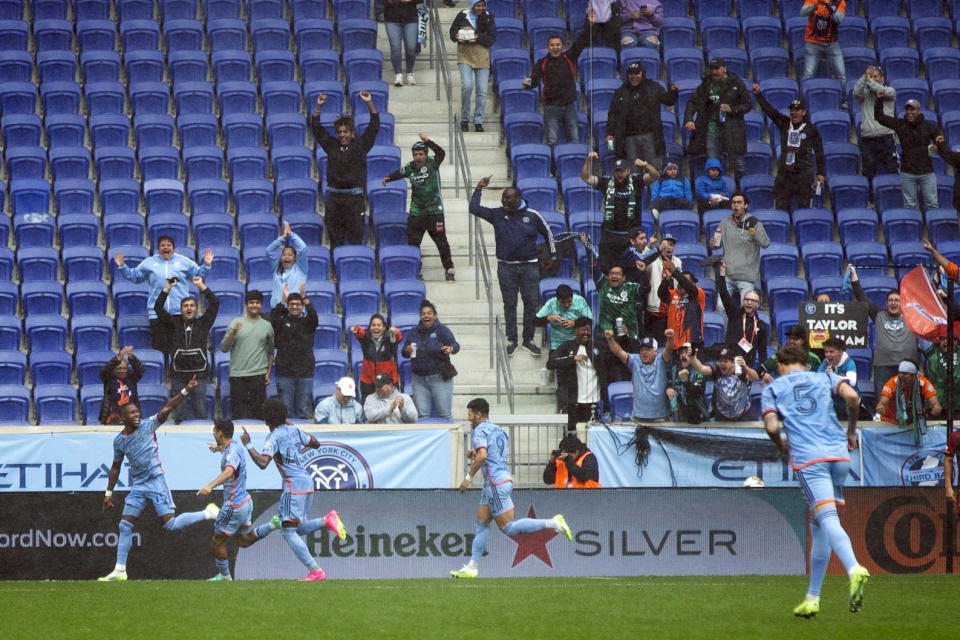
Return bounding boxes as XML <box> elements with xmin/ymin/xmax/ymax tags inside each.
<box><xmin>743</xmin><ymin>476</ymin><xmax>764</xmax><ymax>488</ymax></box>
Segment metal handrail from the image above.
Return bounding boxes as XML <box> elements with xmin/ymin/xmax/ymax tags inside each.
<box><xmin>494</xmin><ymin>316</ymin><xmax>516</xmax><ymax>413</ymax></box>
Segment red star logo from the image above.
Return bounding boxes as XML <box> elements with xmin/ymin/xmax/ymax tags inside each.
<box><xmin>509</xmin><ymin>505</ymin><xmax>558</xmax><ymax>568</ymax></box>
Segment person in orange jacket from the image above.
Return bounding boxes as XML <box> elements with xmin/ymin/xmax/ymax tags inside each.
<box><xmin>542</xmin><ymin>435</ymin><xmax>600</xmax><ymax>488</ymax></box>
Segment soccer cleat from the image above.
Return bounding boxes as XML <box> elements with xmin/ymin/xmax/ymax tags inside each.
<box><xmin>449</xmin><ymin>564</ymin><xmax>478</xmax><ymax>579</ymax></box>
<box><xmin>270</xmin><ymin>515</ymin><xmax>282</xmax><ymax>530</ymax></box>
<box><xmin>207</xmin><ymin>574</ymin><xmax>232</xmax><ymax>581</ymax></box>
<box><xmin>506</xmin><ymin>342</ymin><xmax>518</xmax><ymax>357</ymax></box>
<box><xmin>406</xmin><ymin>73</ymin><xmax>416</xmax><ymax>85</ymax></box>
<box><xmin>849</xmin><ymin>565</ymin><xmax>869</xmax><ymax>612</ymax></box>
<box><xmin>553</xmin><ymin>514</ymin><xmax>572</xmax><ymax>541</ymax></box>
<box><xmin>394</xmin><ymin>73</ymin><xmax>403</xmax><ymax>87</ymax></box>
<box><xmin>324</xmin><ymin>510</ymin><xmax>346</xmax><ymax>540</ymax></box>
<box><xmin>203</xmin><ymin>503</ymin><xmax>220</xmax><ymax>520</ymax></box>
<box><xmin>793</xmin><ymin>597</ymin><xmax>820</xmax><ymax>618</ymax></box>
<box><xmin>299</xmin><ymin>568</ymin><xmax>327</xmax><ymax>581</ymax></box>
<box><xmin>98</xmin><ymin>568</ymin><xmax>128</xmax><ymax>582</ymax></box>
<box><xmin>522</xmin><ymin>340</ymin><xmax>542</xmax><ymax>356</ymax></box>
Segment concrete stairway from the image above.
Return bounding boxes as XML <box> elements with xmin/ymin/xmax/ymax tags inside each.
<box><xmin>372</xmin><ymin>8</ymin><xmax>559</xmax><ymax>415</ymax></box>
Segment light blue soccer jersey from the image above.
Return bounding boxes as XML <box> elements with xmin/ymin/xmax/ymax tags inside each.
<box><xmin>628</xmin><ymin>353</ymin><xmax>670</xmax><ymax>419</ymax></box>
<box><xmin>472</xmin><ymin>420</ymin><xmax>512</xmax><ymax>486</ymax></box>
<box><xmin>113</xmin><ymin>415</ymin><xmax>166</xmax><ymax>490</ymax></box>
<box><xmin>761</xmin><ymin>370</ymin><xmax>851</xmax><ymax>469</ymax></box>
<box><xmin>261</xmin><ymin>425</ymin><xmax>314</xmax><ymax>494</ymax></box>
<box><xmin>221</xmin><ymin>440</ymin><xmax>251</xmax><ymax>509</ymax></box>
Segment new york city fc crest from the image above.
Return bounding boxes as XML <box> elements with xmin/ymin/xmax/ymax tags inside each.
<box><xmin>303</xmin><ymin>442</ymin><xmax>374</xmax><ymax>490</ymax></box>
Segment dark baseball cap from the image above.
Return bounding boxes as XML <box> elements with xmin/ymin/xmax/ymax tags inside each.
<box><xmin>613</xmin><ymin>159</ymin><xmax>630</xmax><ymax>171</ymax></box>
<box><xmin>626</xmin><ymin>62</ymin><xmax>644</xmax><ymax>74</ymax></box>
<box><xmin>788</xmin><ymin>98</ymin><xmax>806</xmax><ymax>110</ymax></box>
<box><xmin>682</xmin><ymin>270</ymin><xmax>698</xmax><ymax>283</ymax></box>
<box><xmin>708</xmin><ymin>57</ymin><xmax>726</xmax><ymax>68</ymax></box>
<box><xmin>786</xmin><ymin>325</ymin><xmax>807</xmax><ymax>338</ymax></box>
<box><xmin>717</xmin><ymin>346</ymin><xmax>734</xmax><ymax>360</ymax></box>
<box><xmin>661</xmin><ymin>233</ymin><xmax>677</xmax><ymax>244</ymax></box>
<box><xmin>639</xmin><ymin>337</ymin><xmax>658</xmax><ymax>350</ymax></box>
<box><xmin>373</xmin><ymin>373</ymin><xmax>393</xmax><ymax>387</ymax></box>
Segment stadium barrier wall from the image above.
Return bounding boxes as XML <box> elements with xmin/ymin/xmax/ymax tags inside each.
<box><xmin>3</xmin><ymin>488</ymin><xmax>954</xmax><ymax>580</ymax></box>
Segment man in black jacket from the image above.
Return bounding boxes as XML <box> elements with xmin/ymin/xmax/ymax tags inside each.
<box><xmin>875</xmin><ymin>97</ymin><xmax>942</xmax><ymax>210</ymax></box>
<box><xmin>155</xmin><ymin>276</ymin><xmax>219</xmax><ymax>423</ymax></box>
<box><xmin>269</xmin><ymin>284</ymin><xmax>319</xmax><ymax>420</ymax></box>
<box><xmin>716</xmin><ymin>261</ymin><xmax>767</xmax><ymax>369</ymax></box>
<box><xmin>547</xmin><ymin>317</ymin><xmax>602</xmax><ymax>434</ymax></box>
<box><xmin>753</xmin><ymin>88</ymin><xmax>825</xmax><ymax>212</ymax></box>
<box><xmin>683</xmin><ymin>58</ymin><xmax>751</xmax><ymax>183</ymax></box>
<box><xmin>605</xmin><ymin>62</ymin><xmax>679</xmax><ymax>171</ymax></box>
<box><xmin>523</xmin><ymin>31</ymin><xmax>589</xmax><ymax>146</ymax></box>
<box><xmin>935</xmin><ymin>133</ymin><xmax>960</xmax><ymax>211</ymax></box>
<box><xmin>310</xmin><ymin>90</ymin><xmax>379</xmax><ymax>251</ymax></box>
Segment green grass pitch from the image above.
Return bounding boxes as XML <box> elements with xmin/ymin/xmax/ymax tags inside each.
<box><xmin>2</xmin><ymin>574</ymin><xmax>957</xmax><ymax>639</ymax></box>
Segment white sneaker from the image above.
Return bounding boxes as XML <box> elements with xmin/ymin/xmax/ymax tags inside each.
<box><xmin>449</xmin><ymin>563</ymin><xmax>478</xmax><ymax>578</ymax></box>
<box><xmin>98</xmin><ymin>567</ymin><xmax>128</xmax><ymax>582</ymax></box>
<box><xmin>203</xmin><ymin>503</ymin><xmax>220</xmax><ymax>520</ymax></box>
<box><xmin>394</xmin><ymin>73</ymin><xmax>403</xmax><ymax>87</ymax></box>
<box><xmin>406</xmin><ymin>73</ymin><xmax>416</xmax><ymax>85</ymax></box>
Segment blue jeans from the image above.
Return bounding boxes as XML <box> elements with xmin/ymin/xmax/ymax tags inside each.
<box><xmin>803</xmin><ymin>41</ymin><xmax>845</xmax><ymax>86</ymax></box>
<box><xmin>385</xmin><ymin>21</ymin><xmax>418</xmax><ymax>74</ymax></box>
<box><xmin>620</xmin><ymin>30</ymin><xmax>660</xmax><ymax>49</ymax></box>
<box><xmin>170</xmin><ymin>376</ymin><xmax>208</xmax><ymax>423</ymax></box>
<box><xmin>705</xmin><ymin>131</ymin><xmax>746</xmax><ymax>180</ymax></box>
<box><xmin>412</xmin><ymin>372</ymin><xmax>454</xmax><ymax>420</ymax></box>
<box><xmin>459</xmin><ymin>63</ymin><xmax>489</xmax><ymax>125</ymax></box>
<box><xmin>498</xmin><ymin>261</ymin><xmax>540</xmax><ymax>344</ymax></box>
<box><xmin>543</xmin><ymin>102</ymin><xmax>579</xmax><ymax>146</ymax></box>
<box><xmin>276</xmin><ymin>376</ymin><xmax>313</xmax><ymax>420</ymax></box>
<box><xmin>900</xmin><ymin>172</ymin><xmax>938</xmax><ymax>209</ymax></box>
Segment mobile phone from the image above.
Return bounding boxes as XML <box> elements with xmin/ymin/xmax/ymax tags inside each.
<box><xmin>166</xmin><ymin>277</ymin><xmax>178</xmax><ymax>284</ymax></box>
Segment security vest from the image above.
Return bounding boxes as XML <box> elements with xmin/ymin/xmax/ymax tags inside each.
<box><xmin>552</xmin><ymin>451</ymin><xmax>600</xmax><ymax>488</ymax></box>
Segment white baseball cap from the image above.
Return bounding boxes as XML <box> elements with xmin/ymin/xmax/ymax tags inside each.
<box><xmin>336</xmin><ymin>376</ymin><xmax>356</xmax><ymax>397</ymax></box>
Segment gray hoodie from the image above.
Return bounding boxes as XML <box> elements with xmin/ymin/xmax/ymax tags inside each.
<box><xmin>363</xmin><ymin>389</ymin><xmax>419</xmax><ymax>424</ymax></box>
<box><xmin>710</xmin><ymin>212</ymin><xmax>770</xmax><ymax>283</ymax></box>
<box><xmin>853</xmin><ymin>75</ymin><xmax>896</xmax><ymax>138</ymax></box>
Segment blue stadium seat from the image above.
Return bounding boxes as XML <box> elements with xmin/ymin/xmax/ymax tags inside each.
<box><xmin>809</xmin><ymin>110</ymin><xmax>851</xmax><ymax>146</ymax></box>
<box><xmin>89</xmin><ymin>114</ymin><xmax>129</xmax><ymax>148</ymax></box>
<box><xmin>334</xmin><ymin>245</ymin><xmax>376</xmax><ymax>281</ymax></box>
<box><xmin>504</xmin><ymin>112</ymin><xmax>544</xmax><ymax>147</ymax></box>
<box><xmin>233</xmin><ymin>179</ymin><xmax>274</xmax><ymax>216</ymax></box>
<box><xmin>237</xmin><ymin>212</ymin><xmax>278</xmax><ymax>247</ymax></box>
<box><xmin>516</xmin><ymin>177</ymin><xmax>558</xmax><ymax>212</ymax></box>
<box><xmin>300</xmin><ymin>48</ymin><xmax>340</xmax><ymax>85</ymax></box>
<box><xmin>365</xmin><ymin>146</ymin><xmax>401</xmax><ymax>179</ymax></box>
<box><xmin>802</xmin><ymin>78</ymin><xmax>842</xmax><ymax>112</ymax></box>
<box><xmin>510</xmin><ymin>143</ymin><xmax>551</xmax><ymax>182</ymax></box>
<box><xmin>492</xmin><ymin>16</ymin><xmax>523</xmax><ymax>50</ymax></box>
<box><xmin>926</xmin><ymin>209</ymin><xmax>960</xmax><ymax>244</ymax></box>
<box><xmin>55</xmin><ymin>204</ymin><xmax>98</xmax><ymax>239</ymax></box>
<box><xmin>748</xmin><ymin>209</ymin><xmax>788</xmax><ymax>244</ymax></box>
<box><xmin>845</xmin><ymin>241</ymin><xmax>888</xmax><ymax>269</ymax></box>
<box><xmin>143</xmin><ymin>178</ymin><xmax>185</xmax><ymax>215</ymax></box>
<box><xmin>75</xmin><ymin>351</ymin><xmax>114</xmax><ymax>389</ymax></box>
<box><xmin>120</xmin><ymin>19</ymin><xmax>161</xmax><ymax>52</ymax></box>
<box><xmin>337</xmin><ymin>18</ymin><xmax>377</xmax><ymax>51</ymax></box>
<box><xmin>206</xmin><ymin>0</ymin><xmax>241</xmax><ymax>20</ymax></box>
<box><xmin>125</xmin><ymin>51</ymin><xmax>165</xmax><ymax>85</ymax></box>
<box><xmin>841</xmin><ymin>46</ymin><xmax>876</xmax><ymax>82</ymax></box>
<box><xmin>10</xmin><ymin>178</ymin><xmax>51</xmax><ymax>215</ymax></box>
<box><xmin>306</xmin><ymin>277</ymin><xmax>336</xmax><ymax>313</ymax></box>
<box><xmin>339</xmin><ymin>280</ymin><xmax>381</xmax><ymax>317</ymax></box>
<box><xmin>707</xmin><ymin>47</ymin><xmax>748</xmax><ymax>80</ymax></box>
<box><xmin>757</xmin><ymin>77</ymin><xmax>799</xmax><ymax>112</ymax></box>
<box><xmin>293</xmin><ymin>18</ymin><xmax>334</xmax><ymax>52</ymax></box>
<box><xmin>17</xmin><ymin>246</ymin><xmax>58</xmax><ymax>281</ymax></box>
<box><xmin>0</xmin><ymin>351</ymin><xmax>27</xmax><ymax>385</ymax></box>
<box><xmin>266</xmin><ymin>113</ymin><xmax>307</xmax><ymax>148</ymax></box>
<box><xmin>741</xmin><ymin>16</ymin><xmax>780</xmax><ymax>50</ymax></box>
<box><xmin>98</xmin><ymin>178</ymin><xmax>139</xmax><ymax>215</ymax></box>
<box><xmin>117</xmin><ymin>315</ymin><xmax>152</xmax><ymax>350</ymax></box>
<box><xmin>872</xmin><ymin>174</ymin><xmax>905</xmax><ymax>212</ymax></box>
<box><xmin>348</xmin><ymin>81</ymin><xmax>389</xmax><ymax>114</ymax></box>
<box><xmin>0</xmin><ymin>81</ymin><xmax>36</xmax><ymax>115</ymax></box>
<box><xmin>765</xmin><ymin>276</ymin><xmax>807</xmax><ymax>317</ymax></box>
<box><xmin>262</xmin><ymin>81</ymin><xmax>303</xmax><ymax>116</ymax></box>
<box><xmin>188</xmin><ymin>178</ymin><xmax>229</xmax><ymax>215</ymax></box>
<box><xmin>66</xmin><ymin>280</ymin><xmax>108</xmax><ymax>315</ymax></box>
<box><xmin>147</xmin><ymin>213</ymin><xmax>189</xmax><ymax>248</ymax></box>
<box><xmin>739</xmin><ymin>175</ymin><xmax>776</xmax><ymax>210</ymax></box>
<box><xmin>836</xmin><ymin>15</ymin><xmax>867</xmax><ymax>48</ymax></box>
<box><xmin>277</xmin><ymin>178</ymin><xmax>318</xmax><ymax>216</ymax></box>
<box><xmin>810</xmin><ymin>274</ymin><xmax>847</xmax><ymax>302</ymax></box>
<box><xmin>366</xmin><ymin>181</ymin><xmax>406</xmax><ymax>217</ymax></box>
<box><xmin>139</xmin><ymin>146</ymin><xmax>180</xmax><ymax>182</ymax></box>
<box><xmin>80</xmin><ymin>50</ymin><xmax>120</xmax><ymax>83</ymax></box>
<box><xmin>491</xmin><ymin>48</ymin><xmax>531</xmax><ymax>87</ymax></box>
<box><xmin>332</xmin><ymin>0</ymin><xmax>369</xmax><ymax>21</ymax></box>
<box><xmin>271</xmin><ymin>145</ymin><xmax>312</xmax><ymax>181</ymax></box>
<box><xmin>658</xmin><ymin>210</ymin><xmax>701</xmax><ymax>245</ymax></box>
<box><xmin>14</xmin><ymin>212</ymin><xmax>56</xmax><ymax>248</ymax></box>
<box><xmin>103</xmin><ymin>212</ymin><xmax>145</xmax><ymax>247</ymax></box>
<box><xmin>203</xmin><ymin>245</ymin><xmax>240</xmax><ymax>279</ymax></box>
<box><xmin>132</xmin><ymin>114</ymin><xmax>173</xmax><ymax>148</ymax></box>
<box><xmin>34</xmin><ymin>18</ymin><xmax>72</xmax><ymax>51</ymax></box>
<box><xmin>30</xmin><ymin>351</ymin><xmax>72</xmax><ymax>386</ymax></box>
<box><xmin>217</xmin><ymin>80</ymin><xmax>258</xmax><ymax>116</ymax></box>
<box><xmin>801</xmin><ymin>240</ymin><xmax>844</xmax><ymax>280</ymax></box>
<box><xmin>760</xmin><ymin>243</ymin><xmax>799</xmax><ymax>279</ymax></box>
<box><xmin>6</xmin><ymin>147</ymin><xmax>48</xmax><ymax>181</ymax></box>
<box><xmin>923</xmin><ymin>47</ymin><xmax>960</xmax><ymax>82</ymax></box>
<box><xmin>881</xmin><ymin>208</ymin><xmax>923</xmax><ymax>242</ymax></box>
<box><xmin>384</xmin><ymin>279</ymin><xmax>427</xmax><ymax>317</ymax></box>
<box><xmin>0</xmin><ymin>49</ymin><xmax>32</xmax><ymax>82</ymax></box>
<box><xmin>112</xmin><ymin>279</ymin><xmax>150</xmax><ymax>316</ymax></box>
<box><xmin>314</xmin><ymin>313</ymin><xmax>341</xmax><ymax>350</ymax></box>
<box><xmin>578</xmin><ymin>47</ymin><xmax>618</xmax><ymax>85</ymax></box>
<box><xmin>700</xmin><ymin>16</ymin><xmax>740</xmax><ymax>51</ymax></box>
<box><xmin>227</xmin><ymin>147</ymin><xmax>269</xmax><ymax>181</ymax></box>
<box><xmin>21</xmin><ymin>281</ymin><xmax>62</xmax><ymax>316</ymax></box>
<box><xmin>164</xmin><ymin>18</ymin><xmax>203</xmax><ymax>52</ymax></box>
<box><xmin>162</xmin><ymin>0</ymin><xmax>197</xmax><ymax>20</ymax></box>
<box><xmin>53</xmin><ymin>178</ymin><xmax>95</xmax><ymax>216</ymax></box>
<box><xmin>914</xmin><ymin>17</ymin><xmax>954</xmax><ymax>51</ymax></box>
<box><xmin>137</xmin><ymin>351</ymin><xmax>165</xmax><ymax>385</ymax></box>
<box><xmin>790</xmin><ymin>207</ymin><xmax>833</xmax><ymax>247</ymax></box>
<box><xmin>34</xmin><ymin>384</ymin><xmax>77</xmax><ymax>424</ymax></box>
<box><xmin>751</xmin><ymin>47</ymin><xmax>790</xmax><ymax>79</ymax></box>
<box><xmin>0</xmin><ymin>280</ymin><xmax>15</xmax><ymax>316</ymax></box>
<box><xmin>857</xmin><ymin>274</ymin><xmax>898</xmax><ymax>308</ymax></box>
<box><xmin>889</xmin><ymin>78</ymin><xmax>929</xmax><ymax>114</ymax></box>
<box><xmin>291</xmin><ymin>0</ymin><xmax>326</xmax><ymax>21</ymax></box>
<box><xmin>129</xmin><ymin>81</ymin><xmax>170</xmax><ymax>115</ymax></box>
<box><xmin>190</xmin><ymin>210</ymin><xmax>233</xmax><ymax>246</ymax></box>
<box><xmin>828</xmin><ymin>175</ymin><xmax>870</xmax><ymax>212</ymax></box>
<box><xmin>743</xmin><ymin>142</ymin><xmax>773</xmax><ymax>176</ymax></box>
<box><xmin>208</xmin><ymin>18</ymin><xmax>246</xmax><ymax>53</ymax></box>
<box><xmin>890</xmin><ymin>242</ymin><xmax>932</xmax><ymax>280</ymax></box>
<box><xmin>182</xmin><ymin>147</ymin><xmax>224</xmax><ymax>183</ymax></box>
<box><xmin>823</xmin><ymin>142</ymin><xmax>860</xmax><ymax>178</ymax></box>
<box><xmin>173</xmin><ymin>81</ymin><xmax>215</xmax><ymax>117</ymax></box>
<box><xmin>96</xmin><ymin>146</ymin><xmax>138</xmax><ymax>182</ymax></box>
<box><xmin>620</xmin><ymin>46</ymin><xmax>660</xmax><ymax>79</ymax></box>
<box><xmin>211</xmin><ymin>49</ymin><xmax>252</xmax><ymax>84</ymax></box>
<box><xmin>871</xmin><ymin>16</ymin><xmax>910</xmax><ymax>49</ymax></box>
<box><xmin>673</xmin><ymin>243</ymin><xmax>708</xmax><ymax>280</ymax></box>
<box><xmin>41</xmin><ymin>80</ymin><xmax>83</xmax><ymax>115</ymax></box>
<box><xmin>222</xmin><ymin>113</ymin><xmax>263</xmax><ymax>149</ymax></box>
<box><xmin>26</xmin><ymin>314</ymin><xmax>67</xmax><ymax>352</ymax></box>
<box><xmin>664</xmin><ymin>47</ymin><xmax>704</xmax><ymax>83</ymax></box>
<box><xmin>313</xmin><ymin>349</ymin><xmax>349</xmax><ymax>389</ymax></box>
<box><xmin>499</xmin><ymin>78</ymin><xmax>538</xmax><ymax>115</ymax></box>
<box><xmin>379</xmin><ymin>246</ymin><xmax>421</xmax><ymax>281</ymax></box>
<box><xmin>0</xmin><ymin>316</ymin><xmax>20</xmax><ymax>352</ymax></box>
<box><xmin>117</xmin><ymin>0</ymin><xmax>154</xmax><ymax>20</ymax></box>
<box><xmin>607</xmin><ymin>381</ymin><xmax>634</xmax><ymax>421</ymax></box>
<box><xmin>303</xmin><ymin>80</ymin><xmax>344</xmax><ymax>114</ymax></box>
<box><xmin>251</xmin><ymin>18</ymin><xmax>290</xmax><ymax>52</ymax></box>
<box><xmin>373</xmin><ymin>211</ymin><xmax>408</xmax><ymax>248</ymax></box>
<box><xmin>561</xmin><ymin>178</ymin><xmax>599</xmax><ymax>213</ymax></box>
<box><xmin>661</xmin><ymin>16</ymin><xmax>696</xmax><ymax>49</ymax></box>
<box><xmin>77</xmin><ymin>18</ymin><xmax>115</xmax><ymax>51</ymax></box>
<box><xmin>879</xmin><ymin>47</ymin><xmax>920</xmax><ymax>81</ymax></box>
<box><xmin>553</xmin><ymin>143</ymin><xmax>589</xmax><ymax>181</ymax></box>
<box><xmin>135</xmin><ymin>383</ymin><xmax>169</xmax><ymax>417</ymax></box>
<box><xmin>281</xmin><ymin>211</ymin><xmax>323</xmax><ymax>245</ymax></box>
<box><xmin>0</xmin><ymin>385</ymin><xmax>30</xmax><ymax>423</ymax></box>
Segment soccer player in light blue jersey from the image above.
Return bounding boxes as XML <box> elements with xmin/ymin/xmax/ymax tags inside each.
<box><xmin>241</xmin><ymin>398</ymin><xmax>347</xmax><ymax>581</ymax></box>
<box><xmin>197</xmin><ymin>419</ymin><xmax>282</xmax><ymax>581</ymax></box>
<box><xmin>450</xmin><ymin>398</ymin><xmax>573</xmax><ymax>578</ymax></box>
<box><xmin>760</xmin><ymin>345</ymin><xmax>870</xmax><ymax>618</ymax></box>
<box><xmin>99</xmin><ymin>376</ymin><xmax>220</xmax><ymax>581</ymax></box>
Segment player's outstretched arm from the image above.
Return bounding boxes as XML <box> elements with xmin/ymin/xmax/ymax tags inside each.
<box><xmin>240</xmin><ymin>427</ymin><xmax>273</xmax><ymax>469</ymax></box>
<box><xmin>198</xmin><ymin>467</ymin><xmax>233</xmax><ymax>496</ymax></box>
<box><xmin>156</xmin><ymin>376</ymin><xmax>197</xmax><ymax>425</ymax></box>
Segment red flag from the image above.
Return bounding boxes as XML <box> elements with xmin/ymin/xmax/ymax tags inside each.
<box><xmin>899</xmin><ymin>266</ymin><xmax>947</xmax><ymax>341</ymax></box>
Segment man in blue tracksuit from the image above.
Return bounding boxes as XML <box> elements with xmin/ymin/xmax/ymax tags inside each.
<box><xmin>469</xmin><ymin>176</ymin><xmax>556</xmax><ymax>357</ymax></box>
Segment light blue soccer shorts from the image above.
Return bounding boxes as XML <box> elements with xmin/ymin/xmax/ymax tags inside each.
<box><xmin>214</xmin><ymin>499</ymin><xmax>253</xmax><ymax>536</ymax></box>
<box><xmin>122</xmin><ymin>484</ymin><xmax>177</xmax><ymax>518</ymax></box>
<box><xmin>480</xmin><ymin>480</ymin><xmax>515</xmax><ymax>517</ymax></box>
<box><xmin>279</xmin><ymin>491</ymin><xmax>314</xmax><ymax>524</ymax></box>
<box><xmin>796</xmin><ymin>460</ymin><xmax>849</xmax><ymax>509</ymax></box>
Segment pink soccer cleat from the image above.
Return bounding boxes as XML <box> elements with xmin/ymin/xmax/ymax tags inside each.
<box><xmin>299</xmin><ymin>568</ymin><xmax>327</xmax><ymax>582</ymax></box>
<box><xmin>324</xmin><ymin>510</ymin><xmax>346</xmax><ymax>540</ymax></box>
